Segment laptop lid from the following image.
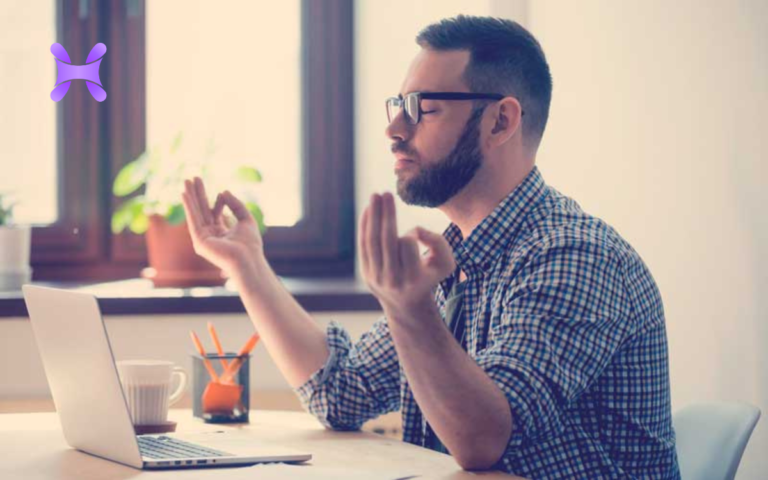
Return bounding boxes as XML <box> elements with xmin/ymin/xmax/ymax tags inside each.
<box><xmin>22</xmin><ymin>285</ymin><xmax>144</xmax><ymax>469</ymax></box>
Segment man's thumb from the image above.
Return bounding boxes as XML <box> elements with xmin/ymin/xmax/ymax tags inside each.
<box><xmin>415</xmin><ymin>226</ymin><xmax>440</xmax><ymax>243</ymax></box>
<box><xmin>415</xmin><ymin>227</ymin><xmax>450</xmax><ymax>256</ymax></box>
<box><xmin>415</xmin><ymin>227</ymin><xmax>455</xmax><ymax>277</ymax></box>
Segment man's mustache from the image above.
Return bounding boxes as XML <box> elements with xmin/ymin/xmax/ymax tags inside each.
<box><xmin>390</xmin><ymin>141</ymin><xmax>418</xmax><ymax>159</ymax></box>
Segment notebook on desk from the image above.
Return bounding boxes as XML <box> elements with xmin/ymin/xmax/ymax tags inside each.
<box><xmin>22</xmin><ymin>284</ymin><xmax>312</xmax><ymax>470</ymax></box>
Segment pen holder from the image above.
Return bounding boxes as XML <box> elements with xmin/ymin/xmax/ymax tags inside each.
<box><xmin>191</xmin><ymin>353</ymin><xmax>250</xmax><ymax>423</ymax></box>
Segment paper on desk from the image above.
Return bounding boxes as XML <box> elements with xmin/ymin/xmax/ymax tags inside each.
<box><xmin>249</xmin><ymin>464</ymin><xmax>419</xmax><ymax>479</ymax></box>
<box><xmin>171</xmin><ymin>463</ymin><xmax>420</xmax><ymax>480</ymax></box>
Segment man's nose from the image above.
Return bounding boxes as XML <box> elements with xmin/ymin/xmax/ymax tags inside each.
<box><xmin>385</xmin><ymin>109</ymin><xmax>410</xmax><ymax>142</ymax></box>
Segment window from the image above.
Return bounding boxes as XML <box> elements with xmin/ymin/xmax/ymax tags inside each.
<box><xmin>0</xmin><ymin>1</ymin><xmax>57</xmax><ymax>225</ymax></box>
<box><xmin>4</xmin><ymin>0</ymin><xmax>354</xmax><ymax>281</ymax></box>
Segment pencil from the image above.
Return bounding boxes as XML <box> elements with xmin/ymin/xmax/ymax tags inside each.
<box><xmin>220</xmin><ymin>333</ymin><xmax>260</xmax><ymax>384</ymax></box>
<box><xmin>207</xmin><ymin>322</ymin><xmax>230</xmax><ymax>371</ymax></box>
<box><xmin>190</xmin><ymin>331</ymin><xmax>220</xmax><ymax>382</ymax></box>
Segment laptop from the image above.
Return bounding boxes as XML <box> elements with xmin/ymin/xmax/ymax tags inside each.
<box><xmin>22</xmin><ymin>284</ymin><xmax>312</xmax><ymax>470</ymax></box>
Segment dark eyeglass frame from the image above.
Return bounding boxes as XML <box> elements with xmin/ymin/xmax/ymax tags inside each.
<box><xmin>386</xmin><ymin>92</ymin><xmax>522</xmax><ymax>125</ymax></box>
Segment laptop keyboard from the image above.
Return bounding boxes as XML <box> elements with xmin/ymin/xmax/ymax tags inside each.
<box><xmin>138</xmin><ymin>435</ymin><xmax>235</xmax><ymax>460</ymax></box>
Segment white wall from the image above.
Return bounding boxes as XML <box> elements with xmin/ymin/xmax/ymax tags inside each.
<box><xmin>525</xmin><ymin>1</ymin><xmax>767</xmax><ymax>477</ymax></box>
<box><xmin>0</xmin><ymin>312</ymin><xmax>382</xmax><ymax>399</ymax></box>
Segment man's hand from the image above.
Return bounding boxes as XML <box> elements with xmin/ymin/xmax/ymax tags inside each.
<box><xmin>181</xmin><ymin>177</ymin><xmax>265</xmax><ymax>282</ymax></box>
<box><xmin>182</xmin><ymin>177</ymin><xmax>332</xmax><ymax>389</ymax></box>
<box><xmin>359</xmin><ymin>192</ymin><xmax>456</xmax><ymax>322</ymax></box>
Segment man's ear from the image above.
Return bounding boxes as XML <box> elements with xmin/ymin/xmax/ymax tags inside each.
<box><xmin>488</xmin><ymin>97</ymin><xmax>523</xmax><ymax>148</ymax></box>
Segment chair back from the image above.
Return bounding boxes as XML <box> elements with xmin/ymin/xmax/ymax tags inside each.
<box><xmin>673</xmin><ymin>402</ymin><xmax>761</xmax><ymax>480</ymax></box>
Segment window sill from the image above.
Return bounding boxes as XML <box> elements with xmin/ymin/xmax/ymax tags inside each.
<box><xmin>0</xmin><ymin>277</ymin><xmax>380</xmax><ymax>318</ymax></box>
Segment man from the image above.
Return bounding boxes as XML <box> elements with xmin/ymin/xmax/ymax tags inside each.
<box><xmin>181</xmin><ymin>15</ymin><xmax>680</xmax><ymax>479</ymax></box>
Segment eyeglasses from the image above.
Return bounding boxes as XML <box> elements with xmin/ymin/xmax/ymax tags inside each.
<box><xmin>385</xmin><ymin>91</ymin><xmax>514</xmax><ymax>125</ymax></box>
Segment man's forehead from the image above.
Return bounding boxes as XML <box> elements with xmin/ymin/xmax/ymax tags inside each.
<box><xmin>399</xmin><ymin>48</ymin><xmax>470</xmax><ymax>96</ymax></box>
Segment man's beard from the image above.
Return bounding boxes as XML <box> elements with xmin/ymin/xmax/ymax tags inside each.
<box><xmin>395</xmin><ymin>107</ymin><xmax>485</xmax><ymax>208</ymax></box>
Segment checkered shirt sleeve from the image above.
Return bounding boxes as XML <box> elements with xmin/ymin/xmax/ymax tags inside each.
<box><xmin>475</xmin><ymin>235</ymin><xmax>633</xmax><ymax>451</ymax></box>
<box><xmin>294</xmin><ymin>316</ymin><xmax>401</xmax><ymax>430</ymax></box>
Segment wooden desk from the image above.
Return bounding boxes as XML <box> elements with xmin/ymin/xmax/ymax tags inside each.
<box><xmin>0</xmin><ymin>409</ymin><xmax>523</xmax><ymax>479</ymax></box>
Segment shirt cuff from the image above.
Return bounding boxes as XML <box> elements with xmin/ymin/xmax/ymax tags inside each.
<box><xmin>475</xmin><ymin>352</ymin><xmax>563</xmax><ymax>450</ymax></box>
<box><xmin>294</xmin><ymin>319</ymin><xmax>352</xmax><ymax>406</ymax></box>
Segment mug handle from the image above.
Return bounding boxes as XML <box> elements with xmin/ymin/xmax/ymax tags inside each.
<box><xmin>168</xmin><ymin>366</ymin><xmax>188</xmax><ymax>406</ymax></box>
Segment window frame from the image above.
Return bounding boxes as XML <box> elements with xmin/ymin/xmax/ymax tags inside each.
<box><xmin>30</xmin><ymin>0</ymin><xmax>356</xmax><ymax>282</ymax></box>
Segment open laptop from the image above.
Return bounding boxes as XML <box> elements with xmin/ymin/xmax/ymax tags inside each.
<box><xmin>22</xmin><ymin>284</ymin><xmax>312</xmax><ymax>470</ymax></box>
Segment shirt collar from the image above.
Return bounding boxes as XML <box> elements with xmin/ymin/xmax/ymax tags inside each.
<box><xmin>441</xmin><ymin>165</ymin><xmax>547</xmax><ymax>281</ymax></box>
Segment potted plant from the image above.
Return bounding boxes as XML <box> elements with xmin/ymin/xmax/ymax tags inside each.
<box><xmin>111</xmin><ymin>133</ymin><xmax>266</xmax><ymax>288</ymax></box>
<box><xmin>0</xmin><ymin>193</ymin><xmax>32</xmax><ymax>291</ymax></box>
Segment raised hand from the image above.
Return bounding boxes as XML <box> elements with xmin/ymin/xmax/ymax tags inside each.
<box><xmin>181</xmin><ymin>177</ymin><xmax>265</xmax><ymax>279</ymax></box>
<box><xmin>360</xmin><ymin>192</ymin><xmax>456</xmax><ymax>321</ymax></box>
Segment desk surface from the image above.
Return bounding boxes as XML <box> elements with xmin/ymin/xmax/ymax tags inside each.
<box><xmin>0</xmin><ymin>409</ymin><xmax>522</xmax><ymax>479</ymax></box>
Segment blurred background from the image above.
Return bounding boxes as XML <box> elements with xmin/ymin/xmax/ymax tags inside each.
<box><xmin>0</xmin><ymin>1</ymin><xmax>766</xmax><ymax>477</ymax></box>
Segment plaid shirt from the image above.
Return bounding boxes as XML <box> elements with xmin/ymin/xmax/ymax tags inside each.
<box><xmin>295</xmin><ymin>166</ymin><xmax>680</xmax><ymax>479</ymax></box>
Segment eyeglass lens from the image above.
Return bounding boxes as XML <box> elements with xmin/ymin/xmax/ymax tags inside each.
<box><xmin>387</xmin><ymin>94</ymin><xmax>420</xmax><ymax>125</ymax></box>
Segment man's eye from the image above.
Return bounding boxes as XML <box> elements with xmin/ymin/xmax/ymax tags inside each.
<box><xmin>421</xmin><ymin>110</ymin><xmax>437</xmax><ymax>115</ymax></box>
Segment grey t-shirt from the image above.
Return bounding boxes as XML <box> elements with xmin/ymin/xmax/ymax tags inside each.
<box><xmin>424</xmin><ymin>274</ymin><xmax>467</xmax><ymax>454</ymax></box>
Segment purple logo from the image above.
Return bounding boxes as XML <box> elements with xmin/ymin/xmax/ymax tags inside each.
<box><xmin>50</xmin><ymin>43</ymin><xmax>107</xmax><ymax>102</ymax></box>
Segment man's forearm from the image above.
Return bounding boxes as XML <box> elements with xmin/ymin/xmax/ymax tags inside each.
<box><xmin>387</xmin><ymin>301</ymin><xmax>513</xmax><ymax>470</ymax></box>
<box><xmin>232</xmin><ymin>258</ymin><xmax>330</xmax><ymax>388</ymax></box>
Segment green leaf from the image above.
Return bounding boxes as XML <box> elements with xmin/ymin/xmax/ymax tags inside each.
<box><xmin>0</xmin><ymin>194</ymin><xmax>18</xmax><ymax>224</ymax></box>
<box><xmin>170</xmin><ymin>131</ymin><xmax>184</xmax><ymax>154</ymax></box>
<box><xmin>111</xmin><ymin>195</ymin><xmax>146</xmax><ymax>234</ymax></box>
<box><xmin>165</xmin><ymin>203</ymin><xmax>186</xmax><ymax>225</ymax></box>
<box><xmin>128</xmin><ymin>209</ymin><xmax>150</xmax><ymax>235</ymax></box>
<box><xmin>111</xmin><ymin>204</ymin><xmax>131</xmax><ymax>234</ymax></box>
<box><xmin>236</xmin><ymin>166</ymin><xmax>262</xmax><ymax>183</ymax></box>
<box><xmin>246</xmin><ymin>202</ymin><xmax>267</xmax><ymax>234</ymax></box>
<box><xmin>2</xmin><ymin>201</ymin><xmax>17</xmax><ymax>218</ymax></box>
<box><xmin>113</xmin><ymin>153</ymin><xmax>150</xmax><ymax>197</ymax></box>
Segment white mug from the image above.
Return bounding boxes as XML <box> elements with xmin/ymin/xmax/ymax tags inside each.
<box><xmin>117</xmin><ymin>360</ymin><xmax>187</xmax><ymax>426</ymax></box>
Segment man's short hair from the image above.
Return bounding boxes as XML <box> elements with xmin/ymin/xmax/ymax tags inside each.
<box><xmin>416</xmin><ymin>15</ymin><xmax>553</xmax><ymax>149</ymax></box>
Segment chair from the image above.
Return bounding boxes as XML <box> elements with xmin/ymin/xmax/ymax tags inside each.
<box><xmin>673</xmin><ymin>402</ymin><xmax>761</xmax><ymax>480</ymax></box>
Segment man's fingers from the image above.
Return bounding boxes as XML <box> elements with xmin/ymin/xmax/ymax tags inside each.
<box><xmin>183</xmin><ymin>180</ymin><xmax>203</xmax><ymax>227</ymax></box>
<box><xmin>220</xmin><ymin>190</ymin><xmax>253</xmax><ymax>224</ymax></box>
<box><xmin>415</xmin><ymin>227</ymin><xmax>450</xmax><ymax>255</ymax></box>
<box><xmin>399</xmin><ymin>235</ymin><xmax>420</xmax><ymax>281</ymax></box>
<box><xmin>181</xmin><ymin>190</ymin><xmax>202</xmax><ymax>244</ymax></box>
<box><xmin>211</xmin><ymin>193</ymin><xmax>229</xmax><ymax>230</ymax></box>
<box><xmin>186</xmin><ymin>179</ymin><xmax>251</xmax><ymax>231</ymax></box>
<box><xmin>193</xmin><ymin>177</ymin><xmax>214</xmax><ymax>225</ymax></box>
<box><xmin>380</xmin><ymin>193</ymin><xmax>400</xmax><ymax>278</ymax></box>
<box><xmin>368</xmin><ymin>194</ymin><xmax>383</xmax><ymax>274</ymax></box>
<box><xmin>212</xmin><ymin>193</ymin><xmax>224</xmax><ymax>218</ymax></box>
<box><xmin>416</xmin><ymin>227</ymin><xmax>455</xmax><ymax>276</ymax></box>
<box><xmin>358</xmin><ymin>206</ymin><xmax>370</xmax><ymax>277</ymax></box>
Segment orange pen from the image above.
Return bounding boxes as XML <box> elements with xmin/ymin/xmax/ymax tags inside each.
<box><xmin>207</xmin><ymin>322</ymin><xmax>230</xmax><ymax>371</ymax></box>
<box><xmin>220</xmin><ymin>333</ymin><xmax>260</xmax><ymax>384</ymax></box>
<box><xmin>190</xmin><ymin>331</ymin><xmax>220</xmax><ymax>383</ymax></box>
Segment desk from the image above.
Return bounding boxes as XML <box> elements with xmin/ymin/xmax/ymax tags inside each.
<box><xmin>0</xmin><ymin>409</ymin><xmax>523</xmax><ymax>479</ymax></box>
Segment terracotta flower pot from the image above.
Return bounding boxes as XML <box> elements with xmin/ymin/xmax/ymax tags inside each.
<box><xmin>141</xmin><ymin>214</ymin><xmax>227</xmax><ymax>288</ymax></box>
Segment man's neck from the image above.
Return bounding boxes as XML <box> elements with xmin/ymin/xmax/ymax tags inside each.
<box><xmin>440</xmin><ymin>161</ymin><xmax>535</xmax><ymax>240</ymax></box>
